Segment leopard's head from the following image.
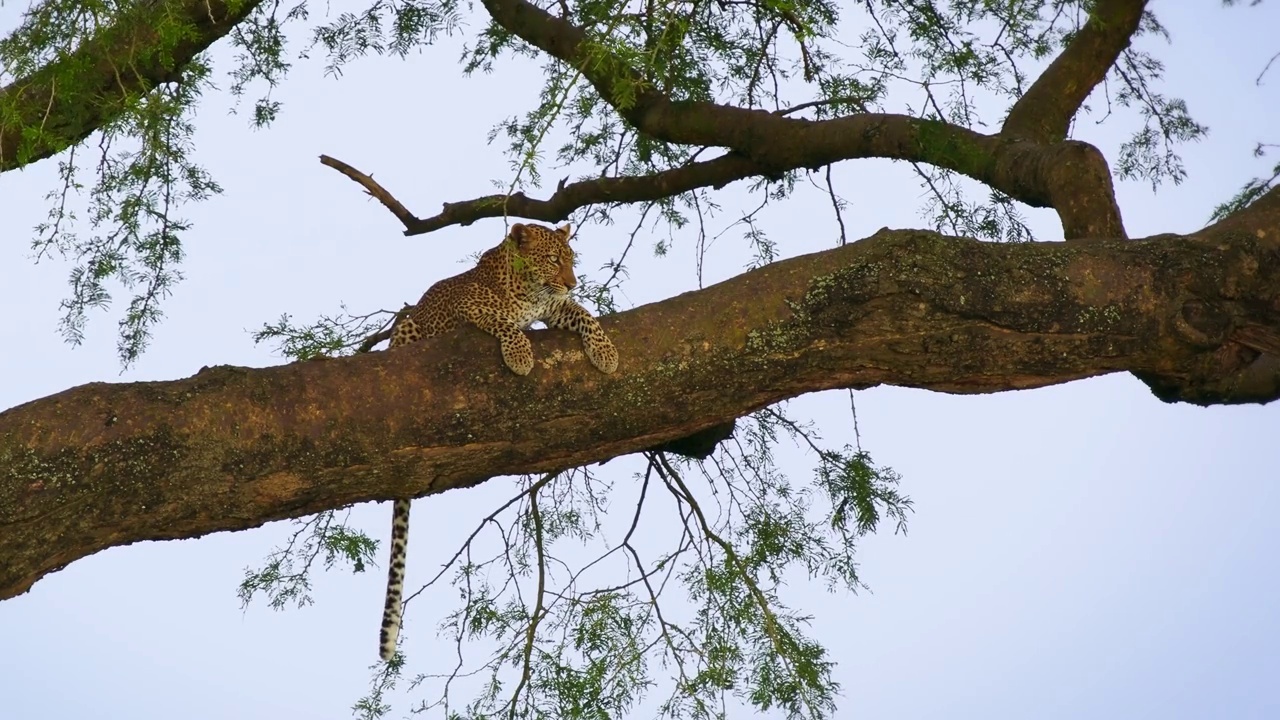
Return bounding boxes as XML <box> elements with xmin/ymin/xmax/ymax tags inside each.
<box><xmin>509</xmin><ymin>222</ymin><xmax>577</xmax><ymax>294</ymax></box>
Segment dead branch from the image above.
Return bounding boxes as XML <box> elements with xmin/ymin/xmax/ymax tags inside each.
<box><xmin>319</xmin><ymin>154</ymin><xmax>422</xmax><ymax>231</ymax></box>
<box><xmin>320</xmin><ymin>149</ymin><xmax>771</xmax><ymax>237</ymax></box>
<box><xmin>401</xmin><ymin>152</ymin><xmax>766</xmax><ymax>236</ymax></box>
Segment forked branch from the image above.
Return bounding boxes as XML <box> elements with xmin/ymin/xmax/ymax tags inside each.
<box><xmin>460</xmin><ymin>0</ymin><xmax>1128</xmax><ymax>239</ymax></box>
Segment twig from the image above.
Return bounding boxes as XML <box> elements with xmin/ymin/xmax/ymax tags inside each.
<box><xmin>403</xmin><ymin>472</ymin><xmax>559</xmax><ymax>606</ymax></box>
<box><xmin>823</xmin><ymin>164</ymin><xmax>848</xmax><ymax>245</ymax></box>
<box><xmin>1257</xmin><ymin>50</ymin><xmax>1280</xmax><ymax>86</ymax></box>
<box><xmin>774</xmin><ymin>95</ymin><xmax>867</xmax><ymax>117</ymax></box>
<box><xmin>354</xmin><ymin>306</ymin><xmax>409</xmax><ymax>353</ymax></box>
<box><xmin>651</xmin><ymin>452</ymin><xmax>823</xmax><ymax>716</ymax></box>
<box><xmin>507</xmin><ymin>481</ymin><xmax>549</xmax><ymax>720</ymax></box>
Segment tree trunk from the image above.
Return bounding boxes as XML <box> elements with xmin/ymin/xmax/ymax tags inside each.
<box><xmin>4</xmin><ymin>205</ymin><xmax>1279</xmax><ymax>600</ymax></box>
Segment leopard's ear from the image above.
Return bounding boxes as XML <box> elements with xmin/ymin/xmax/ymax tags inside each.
<box><xmin>509</xmin><ymin>223</ymin><xmax>528</xmax><ymax>245</ymax></box>
<box><xmin>556</xmin><ymin>223</ymin><xmax>573</xmax><ymax>239</ymax></box>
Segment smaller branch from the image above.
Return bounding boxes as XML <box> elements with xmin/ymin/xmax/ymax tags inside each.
<box><xmin>1203</xmin><ymin>184</ymin><xmax>1280</xmax><ymax>241</ymax></box>
<box><xmin>404</xmin><ymin>471</ymin><xmax>558</xmax><ymax>607</ymax></box>
<box><xmin>319</xmin><ymin>150</ymin><xmax>769</xmax><ymax>238</ymax></box>
<box><xmin>822</xmin><ymin>165</ymin><xmax>849</xmax><ymax>246</ymax></box>
<box><xmin>774</xmin><ymin>96</ymin><xmax>866</xmax><ymax>117</ymax></box>
<box><xmin>319</xmin><ymin>154</ymin><xmax>422</xmax><ymax>230</ymax></box>
<box><xmin>1003</xmin><ymin>0</ymin><xmax>1148</xmax><ymax>141</ymax></box>
<box><xmin>402</xmin><ymin>153</ymin><xmax>767</xmax><ymax>236</ymax></box>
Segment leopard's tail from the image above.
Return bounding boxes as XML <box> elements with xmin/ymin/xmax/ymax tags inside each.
<box><xmin>379</xmin><ymin>499</ymin><xmax>412</xmax><ymax>661</ymax></box>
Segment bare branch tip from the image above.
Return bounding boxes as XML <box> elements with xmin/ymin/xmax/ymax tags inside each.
<box><xmin>319</xmin><ymin>153</ymin><xmax>420</xmax><ymax>232</ymax></box>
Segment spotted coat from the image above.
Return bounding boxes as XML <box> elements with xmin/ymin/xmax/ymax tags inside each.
<box><xmin>377</xmin><ymin>222</ymin><xmax>618</xmax><ymax>662</ymax></box>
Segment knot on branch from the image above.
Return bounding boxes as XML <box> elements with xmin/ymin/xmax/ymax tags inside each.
<box><xmin>1139</xmin><ymin>310</ymin><xmax>1280</xmax><ymax>405</ymax></box>
<box><xmin>1172</xmin><ymin>299</ymin><xmax>1234</xmax><ymax>348</ymax></box>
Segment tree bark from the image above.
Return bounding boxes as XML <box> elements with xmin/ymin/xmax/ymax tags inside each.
<box><xmin>4</xmin><ymin>192</ymin><xmax>1279</xmax><ymax>601</ymax></box>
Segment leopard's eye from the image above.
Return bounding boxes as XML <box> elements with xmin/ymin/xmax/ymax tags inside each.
<box><xmin>550</xmin><ymin>254</ymin><xmax>560</xmax><ymax>264</ymax></box>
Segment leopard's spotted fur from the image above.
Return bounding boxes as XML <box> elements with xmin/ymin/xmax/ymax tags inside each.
<box><xmin>377</xmin><ymin>222</ymin><xmax>618</xmax><ymax>661</ymax></box>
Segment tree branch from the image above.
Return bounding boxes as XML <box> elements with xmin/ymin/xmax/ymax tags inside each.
<box><xmin>1003</xmin><ymin>0</ymin><xmax>1148</xmax><ymax>142</ymax></box>
<box><xmin>475</xmin><ymin>0</ymin><xmax>1125</xmax><ymax>239</ymax></box>
<box><xmin>5</xmin><ymin>199</ymin><xmax>1279</xmax><ymax>600</ymax></box>
<box><xmin>319</xmin><ymin>154</ymin><xmax>422</xmax><ymax>229</ymax></box>
<box><xmin>399</xmin><ymin>123</ymin><xmax>1123</xmax><ymax>240</ymax></box>
<box><xmin>322</xmin><ymin>149</ymin><xmax>770</xmax><ymax>235</ymax></box>
<box><xmin>401</xmin><ymin>151</ymin><xmax>777</xmax><ymax>235</ymax></box>
<box><xmin>0</xmin><ymin>0</ymin><xmax>264</xmax><ymax>171</ymax></box>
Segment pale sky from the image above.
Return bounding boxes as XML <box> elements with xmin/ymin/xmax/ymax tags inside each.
<box><xmin>2</xmin><ymin>2</ymin><xmax>1278</xmax><ymax>719</ymax></box>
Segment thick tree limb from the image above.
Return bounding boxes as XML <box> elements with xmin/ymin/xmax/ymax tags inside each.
<box><xmin>0</xmin><ymin>0</ymin><xmax>261</xmax><ymax>171</ymax></box>
<box><xmin>1003</xmin><ymin>0</ymin><xmax>1148</xmax><ymax>142</ymax></box>
<box><xmin>475</xmin><ymin>0</ymin><xmax>1127</xmax><ymax>239</ymax></box>
<box><xmin>4</xmin><ymin>192</ymin><xmax>1279</xmax><ymax>600</ymax></box>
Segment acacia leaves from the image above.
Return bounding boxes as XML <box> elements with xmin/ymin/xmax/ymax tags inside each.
<box><xmin>31</xmin><ymin>69</ymin><xmax>220</xmax><ymax>366</ymax></box>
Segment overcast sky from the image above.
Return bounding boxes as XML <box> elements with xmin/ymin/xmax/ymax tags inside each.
<box><xmin>2</xmin><ymin>2</ymin><xmax>1278</xmax><ymax>719</ymax></box>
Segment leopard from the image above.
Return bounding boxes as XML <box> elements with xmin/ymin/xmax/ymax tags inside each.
<box><xmin>377</xmin><ymin>221</ymin><xmax>619</xmax><ymax>662</ymax></box>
